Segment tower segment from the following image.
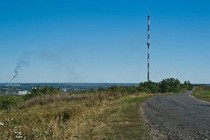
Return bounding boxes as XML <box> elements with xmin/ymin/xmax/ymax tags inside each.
<box><xmin>147</xmin><ymin>10</ymin><xmax>151</xmax><ymax>82</ymax></box>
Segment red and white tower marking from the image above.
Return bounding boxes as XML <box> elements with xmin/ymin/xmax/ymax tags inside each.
<box><xmin>147</xmin><ymin>10</ymin><xmax>151</xmax><ymax>82</ymax></box>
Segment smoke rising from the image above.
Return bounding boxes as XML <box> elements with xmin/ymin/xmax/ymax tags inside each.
<box><xmin>11</xmin><ymin>52</ymin><xmax>30</xmax><ymax>81</ymax></box>
<box><xmin>11</xmin><ymin>50</ymin><xmax>63</xmax><ymax>81</ymax></box>
<box><xmin>11</xmin><ymin>50</ymin><xmax>85</xmax><ymax>82</ymax></box>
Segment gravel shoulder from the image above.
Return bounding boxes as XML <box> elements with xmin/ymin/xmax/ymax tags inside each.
<box><xmin>143</xmin><ymin>91</ymin><xmax>210</xmax><ymax>140</ymax></box>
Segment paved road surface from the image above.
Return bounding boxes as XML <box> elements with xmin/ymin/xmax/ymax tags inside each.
<box><xmin>143</xmin><ymin>91</ymin><xmax>210</xmax><ymax>140</ymax></box>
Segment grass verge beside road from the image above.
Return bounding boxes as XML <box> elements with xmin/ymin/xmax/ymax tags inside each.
<box><xmin>0</xmin><ymin>92</ymin><xmax>153</xmax><ymax>139</ymax></box>
<box><xmin>192</xmin><ymin>86</ymin><xmax>210</xmax><ymax>102</ymax></box>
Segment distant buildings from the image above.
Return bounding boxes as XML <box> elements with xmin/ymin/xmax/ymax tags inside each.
<box><xmin>18</xmin><ymin>90</ymin><xmax>28</xmax><ymax>95</ymax></box>
<box><xmin>0</xmin><ymin>84</ymin><xmax>29</xmax><ymax>95</ymax></box>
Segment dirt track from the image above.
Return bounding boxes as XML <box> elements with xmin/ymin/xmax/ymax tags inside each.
<box><xmin>143</xmin><ymin>91</ymin><xmax>210</xmax><ymax>140</ymax></box>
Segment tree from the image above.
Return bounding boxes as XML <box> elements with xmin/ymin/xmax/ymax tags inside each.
<box><xmin>183</xmin><ymin>80</ymin><xmax>193</xmax><ymax>90</ymax></box>
<box><xmin>159</xmin><ymin>78</ymin><xmax>181</xmax><ymax>93</ymax></box>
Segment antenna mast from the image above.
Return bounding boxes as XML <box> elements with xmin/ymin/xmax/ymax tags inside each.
<box><xmin>147</xmin><ymin>10</ymin><xmax>151</xmax><ymax>82</ymax></box>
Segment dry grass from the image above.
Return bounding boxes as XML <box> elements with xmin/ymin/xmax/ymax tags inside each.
<box><xmin>0</xmin><ymin>92</ymin><xmax>153</xmax><ymax>140</ymax></box>
<box><xmin>17</xmin><ymin>93</ymin><xmax>88</xmax><ymax>109</ymax></box>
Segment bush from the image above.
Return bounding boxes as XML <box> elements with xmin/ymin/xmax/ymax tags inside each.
<box><xmin>159</xmin><ymin>78</ymin><xmax>181</xmax><ymax>93</ymax></box>
<box><xmin>0</xmin><ymin>95</ymin><xmax>23</xmax><ymax>110</ymax></box>
<box><xmin>24</xmin><ymin>86</ymin><xmax>60</xmax><ymax>100</ymax></box>
<box><xmin>138</xmin><ymin>78</ymin><xmax>190</xmax><ymax>93</ymax></box>
<box><xmin>138</xmin><ymin>81</ymin><xmax>160</xmax><ymax>93</ymax></box>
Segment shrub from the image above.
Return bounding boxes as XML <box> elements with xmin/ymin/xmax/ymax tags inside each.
<box><xmin>138</xmin><ymin>78</ymin><xmax>190</xmax><ymax>93</ymax></box>
<box><xmin>159</xmin><ymin>78</ymin><xmax>181</xmax><ymax>93</ymax></box>
<box><xmin>0</xmin><ymin>95</ymin><xmax>23</xmax><ymax>110</ymax></box>
<box><xmin>138</xmin><ymin>81</ymin><xmax>160</xmax><ymax>93</ymax></box>
<box><xmin>24</xmin><ymin>86</ymin><xmax>60</xmax><ymax>100</ymax></box>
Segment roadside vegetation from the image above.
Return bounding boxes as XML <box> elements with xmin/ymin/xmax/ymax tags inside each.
<box><xmin>139</xmin><ymin>78</ymin><xmax>193</xmax><ymax>93</ymax></box>
<box><xmin>192</xmin><ymin>86</ymin><xmax>210</xmax><ymax>102</ymax></box>
<box><xmin>0</xmin><ymin>78</ymin><xmax>192</xmax><ymax>139</ymax></box>
<box><xmin>0</xmin><ymin>88</ymin><xmax>153</xmax><ymax>139</ymax></box>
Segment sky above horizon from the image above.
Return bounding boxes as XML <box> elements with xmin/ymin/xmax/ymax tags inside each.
<box><xmin>0</xmin><ymin>0</ymin><xmax>210</xmax><ymax>83</ymax></box>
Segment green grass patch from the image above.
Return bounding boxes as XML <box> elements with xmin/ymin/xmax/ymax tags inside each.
<box><xmin>193</xmin><ymin>90</ymin><xmax>210</xmax><ymax>102</ymax></box>
<box><xmin>192</xmin><ymin>86</ymin><xmax>210</xmax><ymax>102</ymax></box>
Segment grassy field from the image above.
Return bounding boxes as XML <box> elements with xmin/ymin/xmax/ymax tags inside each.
<box><xmin>192</xmin><ymin>86</ymin><xmax>210</xmax><ymax>102</ymax></box>
<box><xmin>0</xmin><ymin>91</ymin><xmax>153</xmax><ymax>140</ymax></box>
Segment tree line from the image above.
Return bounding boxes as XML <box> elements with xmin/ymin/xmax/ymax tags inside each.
<box><xmin>138</xmin><ymin>78</ymin><xmax>193</xmax><ymax>93</ymax></box>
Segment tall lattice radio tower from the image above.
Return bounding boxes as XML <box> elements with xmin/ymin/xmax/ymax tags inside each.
<box><xmin>147</xmin><ymin>10</ymin><xmax>151</xmax><ymax>82</ymax></box>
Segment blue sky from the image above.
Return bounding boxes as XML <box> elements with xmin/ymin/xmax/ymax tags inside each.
<box><xmin>0</xmin><ymin>0</ymin><xmax>210</xmax><ymax>83</ymax></box>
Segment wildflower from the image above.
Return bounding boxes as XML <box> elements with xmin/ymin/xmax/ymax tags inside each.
<box><xmin>0</xmin><ymin>122</ymin><xmax>4</xmax><ymax>126</ymax></box>
<box><xmin>14</xmin><ymin>131</ymin><xmax>22</xmax><ymax>135</ymax></box>
<box><xmin>15</xmin><ymin>135</ymin><xmax>23</xmax><ymax>139</ymax></box>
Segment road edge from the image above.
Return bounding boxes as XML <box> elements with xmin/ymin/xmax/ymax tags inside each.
<box><xmin>140</xmin><ymin>103</ymin><xmax>168</xmax><ymax>140</ymax></box>
<box><xmin>189</xmin><ymin>94</ymin><xmax>210</xmax><ymax>103</ymax></box>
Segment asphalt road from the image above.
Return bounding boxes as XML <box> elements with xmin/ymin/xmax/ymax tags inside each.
<box><xmin>143</xmin><ymin>91</ymin><xmax>210</xmax><ymax>140</ymax></box>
